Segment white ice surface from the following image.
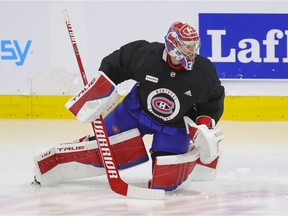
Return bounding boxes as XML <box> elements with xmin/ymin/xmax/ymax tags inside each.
<box><xmin>0</xmin><ymin>120</ymin><xmax>288</xmax><ymax>215</ymax></box>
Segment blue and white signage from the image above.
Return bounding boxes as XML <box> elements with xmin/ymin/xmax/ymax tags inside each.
<box><xmin>199</xmin><ymin>14</ymin><xmax>288</xmax><ymax>79</ymax></box>
<box><xmin>1</xmin><ymin>40</ymin><xmax>32</xmax><ymax>66</ymax></box>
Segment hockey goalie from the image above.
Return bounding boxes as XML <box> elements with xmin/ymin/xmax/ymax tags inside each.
<box><xmin>33</xmin><ymin>21</ymin><xmax>225</xmax><ymax>191</ymax></box>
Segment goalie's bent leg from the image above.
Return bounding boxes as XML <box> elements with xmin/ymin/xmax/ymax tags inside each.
<box><xmin>149</xmin><ymin>147</ymin><xmax>222</xmax><ymax>191</ymax></box>
<box><xmin>33</xmin><ymin>138</ymin><xmax>105</xmax><ymax>186</ymax></box>
<box><xmin>33</xmin><ymin>128</ymin><xmax>148</xmax><ymax>186</ymax></box>
<box><xmin>149</xmin><ymin>147</ymin><xmax>199</xmax><ymax>191</ymax></box>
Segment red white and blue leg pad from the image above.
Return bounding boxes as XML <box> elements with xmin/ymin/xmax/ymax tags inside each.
<box><xmin>33</xmin><ymin>128</ymin><xmax>148</xmax><ymax>186</ymax></box>
<box><xmin>149</xmin><ymin>147</ymin><xmax>222</xmax><ymax>191</ymax></box>
<box><xmin>149</xmin><ymin>147</ymin><xmax>199</xmax><ymax>191</ymax></box>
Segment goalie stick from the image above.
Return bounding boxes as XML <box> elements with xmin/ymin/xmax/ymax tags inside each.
<box><xmin>62</xmin><ymin>9</ymin><xmax>164</xmax><ymax>200</ymax></box>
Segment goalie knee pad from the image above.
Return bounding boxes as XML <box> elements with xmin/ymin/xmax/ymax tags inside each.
<box><xmin>33</xmin><ymin>128</ymin><xmax>148</xmax><ymax>186</ymax></box>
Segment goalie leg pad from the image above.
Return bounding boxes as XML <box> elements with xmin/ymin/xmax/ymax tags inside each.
<box><xmin>149</xmin><ymin>147</ymin><xmax>199</xmax><ymax>191</ymax></box>
<box><xmin>109</xmin><ymin>128</ymin><xmax>149</xmax><ymax>169</ymax></box>
<box><xmin>33</xmin><ymin>140</ymin><xmax>105</xmax><ymax>186</ymax></box>
<box><xmin>33</xmin><ymin>128</ymin><xmax>148</xmax><ymax>186</ymax></box>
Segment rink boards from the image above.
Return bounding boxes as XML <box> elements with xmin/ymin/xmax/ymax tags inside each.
<box><xmin>0</xmin><ymin>95</ymin><xmax>287</xmax><ymax>121</ymax></box>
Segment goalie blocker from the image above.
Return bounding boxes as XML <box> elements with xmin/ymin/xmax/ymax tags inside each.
<box><xmin>65</xmin><ymin>72</ymin><xmax>120</xmax><ymax>123</ymax></box>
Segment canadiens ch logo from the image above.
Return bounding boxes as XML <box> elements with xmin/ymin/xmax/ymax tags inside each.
<box><xmin>147</xmin><ymin>88</ymin><xmax>180</xmax><ymax>121</ymax></box>
<box><xmin>152</xmin><ymin>97</ymin><xmax>174</xmax><ymax>114</ymax></box>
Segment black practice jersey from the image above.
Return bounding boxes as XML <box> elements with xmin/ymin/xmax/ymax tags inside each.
<box><xmin>99</xmin><ymin>40</ymin><xmax>225</xmax><ymax>128</ymax></box>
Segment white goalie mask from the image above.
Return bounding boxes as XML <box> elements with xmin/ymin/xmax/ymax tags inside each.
<box><xmin>165</xmin><ymin>22</ymin><xmax>200</xmax><ymax>70</ymax></box>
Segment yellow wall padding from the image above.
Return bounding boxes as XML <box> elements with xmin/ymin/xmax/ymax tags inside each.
<box><xmin>0</xmin><ymin>95</ymin><xmax>287</xmax><ymax>121</ymax></box>
<box><xmin>222</xmin><ymin>96</ymin><xmax>288</xmax><ymax>121</ymax></box>
<box><xmin>0</xmin><ymin>95</ymin><xmax>73</xmax><ymax>119</ymax></box>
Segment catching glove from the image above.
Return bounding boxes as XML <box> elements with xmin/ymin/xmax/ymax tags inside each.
<box><xmin>184</xmin><ymin>115</ymin><xmax>224</xmax><ymax>164</ymax></box>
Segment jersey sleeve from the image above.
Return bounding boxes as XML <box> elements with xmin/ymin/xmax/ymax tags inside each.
<box><xmin>98</xmin><ymin>40</ymin><xmax>148</xmax><ymax>85</ymax></box>
<box><xmin>196</xmin><ymin>83</ymin><xmax>225</xmax><ymax>124</ymax></box>
<box><xmin>195</xmin><ymin>62</ymin><xmax>225</xmax><ymax>124</ymax></box>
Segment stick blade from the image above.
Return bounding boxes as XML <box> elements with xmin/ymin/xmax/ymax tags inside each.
<box><xmin>127</xmin><ymin>185</ymin><xmax>165</xmax><ymax>200</ymax></box>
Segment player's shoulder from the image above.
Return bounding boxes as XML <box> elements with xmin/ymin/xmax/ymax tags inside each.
<box><xmin>195</xmin><ymin>54</ymin><xmax>213</xmax><ymax>65</ymax></box>
<box><xmin>194</xmin><ymin>55</ymin><xmax>216</xmax><ymax>71</ymax></box>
